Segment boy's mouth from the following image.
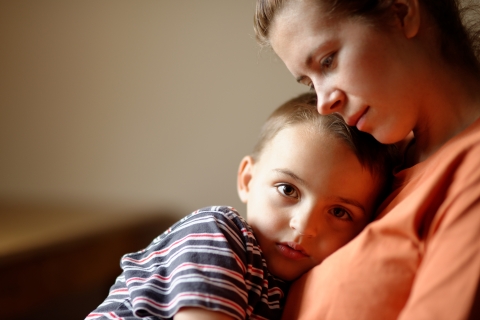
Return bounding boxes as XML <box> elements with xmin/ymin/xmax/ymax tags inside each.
<box><xmin>276</xmin><ymin>242</ymin><xmax>309</xmax><ymax>260</ymax></box>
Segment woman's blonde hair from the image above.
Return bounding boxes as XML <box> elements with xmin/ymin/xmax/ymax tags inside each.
<box><xmin>254</xmin><ymin>0</ymin><xmax>480</xmax><ymax>74</ymax></box>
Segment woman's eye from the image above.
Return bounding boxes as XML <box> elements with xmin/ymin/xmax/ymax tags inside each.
<box><xmin>276</xmin><ymin>184</ymin><xmax>299</xmax><ymax>199</ymax></box>
<box><xmin>321</xmin><ymin>53</ymin><xmax>335</xmax><ymax>70</ymax></box>
<box><xmin>330</xmin><ymin>207</ymin><xmax>351</xmax><ymax>221</ymax></box>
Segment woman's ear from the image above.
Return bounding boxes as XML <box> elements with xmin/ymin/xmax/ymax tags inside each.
<box><xmin>237</xmin><ymin>155</ymin><xmax>254</xmax><ymax>204</ymax></box>
<box><xmin>392</xmin><ymin>0</ymin><xmax>420</xmax><ymax>39</ymax></box>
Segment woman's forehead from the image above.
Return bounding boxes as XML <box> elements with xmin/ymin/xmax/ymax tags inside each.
<box><xmin>269</xmin><ymin>0</ymin><xmax>339</xmax><ymax>44</ymax></box>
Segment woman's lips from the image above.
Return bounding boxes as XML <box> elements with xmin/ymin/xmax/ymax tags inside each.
<box><xmin>346</xmin><ymin>107</ymin><xmax>369</xmax><ymax>129</ymax></box>
<box><xmin>276</xmin><ymin>242</ymin><xmax>309</xmax><ymax>260</ymax></box>
<box><xmin>355</xmin><ymin>107</ymin><xmax>369</xmax><ymax>131</ymax></box>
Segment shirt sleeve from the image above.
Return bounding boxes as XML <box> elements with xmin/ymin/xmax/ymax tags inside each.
<box><xmin>121</xmin><ymin>209</ymin><xmax>250</xmax><ymax>320</ymax></box>
<box><xmin>398</xmin><ymin>145</ymin><xmax>480</xmax><ymax>320</ymax></box>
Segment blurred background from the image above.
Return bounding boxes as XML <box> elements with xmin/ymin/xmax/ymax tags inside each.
<box><xmin>0</xmin><ymin>0</ymin><xmax>304</xmax><ymax>215</ymax></box>
<box><xmin>0</xmin><ymin>1</ymin><xmax>304</xmax><ymax>319</ymax></box>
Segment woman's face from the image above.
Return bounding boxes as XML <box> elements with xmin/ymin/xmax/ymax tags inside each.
<box><xmin>268</xmin><ymin>0</ymin><xmax>422</xmax><ymax>144</ymax></box>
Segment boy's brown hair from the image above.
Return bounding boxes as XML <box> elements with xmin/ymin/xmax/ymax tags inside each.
<box><xmin>252</xmin><ymin>92</ymin><xmax>399</xmax><ymax>210</ymax></box>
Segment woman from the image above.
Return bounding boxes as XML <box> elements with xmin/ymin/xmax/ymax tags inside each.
<box><xmin>254</xmin><ymin>0</ymin><xmax>480</xmax><ymax>319</ymax></box>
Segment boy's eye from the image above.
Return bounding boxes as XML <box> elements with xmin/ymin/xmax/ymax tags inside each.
<box><xmin>329</xmin><ymin>207</ymin><xmax>351</xmax><ymax>221</ymax></box>
<box><xmin>276</xmin><ymin>184</ymin><xmax>299</xmax><ymax>199</ymax></box>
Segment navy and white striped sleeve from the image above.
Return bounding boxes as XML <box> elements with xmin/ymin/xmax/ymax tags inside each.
<box><xmin>120</xmin><ymin>206</ymin><xmax>251</xmax><ymax>320</ymax></box>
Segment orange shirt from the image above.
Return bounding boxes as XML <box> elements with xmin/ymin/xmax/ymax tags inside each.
<box><xmin>282</xmin><ymin>118</ymin><xmax>480</xmax><ymax>320</ymax></box>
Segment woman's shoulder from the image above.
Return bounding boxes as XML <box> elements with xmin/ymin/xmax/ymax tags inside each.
<box><xmin>429</xmin><ymin>116</ymin><xmax>480</xmax><ymax>176</ymax></box>
<box><xmin>410</xmin><ymin>117</ymin><xmax>480</xmax><ymax>175</ymax></box>
<box><xmin>449</xmin><ymin>116</ymin><xmax>480</xmax><ymax>148</ymax></box>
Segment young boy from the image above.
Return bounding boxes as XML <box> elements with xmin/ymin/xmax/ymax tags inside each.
<box><xmin>86</xmin><ymin>92</ymin><xmax>397</xmax><ymax>320</ymax></box>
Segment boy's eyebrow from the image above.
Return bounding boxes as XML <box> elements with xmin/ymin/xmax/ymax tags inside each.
<box><xmin>273</xmin><ymin>169</ymin><xmax>367</xmax><ymax>215</ymax></box>
<box><xmin>273</xmin><ymin>168</ymin><xmax>308</xmax><ymax>187</ymax></box>
<box><xmin>331</xmin><ymin>196</ymin><xmax>366</xmax><ymax>215</ymax></box>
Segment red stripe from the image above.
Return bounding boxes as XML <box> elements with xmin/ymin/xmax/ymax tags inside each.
<box><xmin>248</xmin><ymin>265</ymin><xmax>264</xmax><ymax>278</ymax></box>
<box><xmin>126</xmin><ymin>262</ymin><xmax>244</xmax><ymax>285</ymax></box>
<box><xmin>110</xmin><ymin>288</ymin><xmax>129</xmax><ymax>295</ymax></box>
<box><xmin>133</xmin><ymin>292</ymin><xmax>245</xmax><ymax>317</ymax></box>
<box><xmin>123</xmin><ymin>233</ymin><xmax>227</xmax><ymax>264</ymax></box>
<box><xmin>232</xmin><ymin>252</ymin><xmax>246</xmax><ymax>274</ymax></box>
<box><xmin>85</xmin><ymin>313</ymin><xmax>120</xmax><ymax>320</ymax></box>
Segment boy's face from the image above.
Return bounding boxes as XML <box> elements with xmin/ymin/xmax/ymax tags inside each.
<box><xmin>237</xmin><ymin>124</ymin><xmax>380</xmax><ymax>281</ymax></box>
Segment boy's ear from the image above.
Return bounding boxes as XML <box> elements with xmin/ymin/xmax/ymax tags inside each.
<box><xmin>237</xmin><ymin>156</ymin><xmax>254</xmax><ymax>204</ymax></box>
<box><xmin>391</xmin><ymin>0</ymin><xmax>420</xmax><ymax>39</ymax></box>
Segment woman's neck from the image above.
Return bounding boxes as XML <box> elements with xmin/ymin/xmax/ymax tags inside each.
<box><xmin>409</xmin><ymin>68</ymin><xmax>480</xmax><ymax>165</ymax></box>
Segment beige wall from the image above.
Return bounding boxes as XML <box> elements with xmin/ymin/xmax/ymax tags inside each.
<box><xmin>0</xmin><ymin>1</ymin><xmax>304</xmax><ymax>216</ymax></box>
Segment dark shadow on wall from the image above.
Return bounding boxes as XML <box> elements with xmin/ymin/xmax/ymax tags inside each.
<box><xmin>0</xmin><ymin>201</ymin><xmax>180</xmax><ymax>320</ymax></box>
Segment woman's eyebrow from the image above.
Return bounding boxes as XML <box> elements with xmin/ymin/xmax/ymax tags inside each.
<box><xmin>295</xmin><ymin>39</ymin><xmax>338</xmax><ymax>84</ymax></box>
<box><xmin>296</xmin><ymin>75</ymin><xmax>309</xmax><ymax>84</ymax></box>
<box><xmin>295</xmin><ymin>53</ymin><xmax>316</xmax><ymax>84</ymax></box>
<box><xmin>273</xmin><ymin>168</ymin><xmax>308</xmax><ymax>187</ymax></box>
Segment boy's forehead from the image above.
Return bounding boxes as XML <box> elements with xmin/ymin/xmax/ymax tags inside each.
<box><xmin>255</xmin><ymin>123</ymin><xmax>380</xmax><ymax>211</ymax></box>
<box><xmin>262</xmin><ymin>123</ymin><xmax>320</xmax><ymax>150</ymax></box>
<box><xmin>258</xmin><ymin>123</ymin><xmax>379</xmax><ymax>181</ymax></box>
<box><xmin>259</xmin><ymin>124</ymin><xmax>333</xmax><ymax>161</ymax></box>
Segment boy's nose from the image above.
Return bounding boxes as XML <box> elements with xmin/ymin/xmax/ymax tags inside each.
<box><xmin>316</xmin><ymin>88</ymin><xmax>346</xmax><ymax>115</ymax></box>
<box><xmin>289</xmin><ymin>209</ymin><xmax>318</xmax><ymax>237</ymax></box>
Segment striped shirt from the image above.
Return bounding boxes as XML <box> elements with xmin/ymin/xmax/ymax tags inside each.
<box><xmin>86</xmin><ymin>206</ymin><xmax>288</xmax><ymax>320</ymax></box>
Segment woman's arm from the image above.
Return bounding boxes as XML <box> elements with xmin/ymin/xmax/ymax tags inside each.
<box><xmin>398</xmin><ymin>146</ymin><xmax>480</xmax><ymax>319</ymax></box>
<box><xmin>174</xmin><ymin>307</ymin><xmax>236</xmax><ymax>320</ymax></box>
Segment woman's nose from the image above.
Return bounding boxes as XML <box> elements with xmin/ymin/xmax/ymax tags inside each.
<box><xmin>316</xmin><ymin>88</ymin><xmax>346</xmax><ymax>115</ymax></box>
<box><xmin>289</xmin><ymin>209</ymin><xmax>318</xmax><ymax>237</ymax></box>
